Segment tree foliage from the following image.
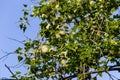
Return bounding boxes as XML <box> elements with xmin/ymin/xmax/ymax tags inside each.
<box><xmin>15</xmin><ymin>0</ymin><xmax>120</xmax><ymax>79</ymax></box>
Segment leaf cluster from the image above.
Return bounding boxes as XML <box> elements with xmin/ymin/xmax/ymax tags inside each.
<box><xmin>16</xmin><ymin>0</ymin><xmax>120</xmax><ymax>79</ymax></box>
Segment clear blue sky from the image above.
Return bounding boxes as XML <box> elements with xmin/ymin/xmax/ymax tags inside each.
<box><xmin>0</xmin><ymin>0</ymin><xmax>120</xmax><ymax>79</ymax></box>
<box><xmin>0</xmin><ymin>0</ymin><xmax>39</xmax><ymax>78</ymax></box>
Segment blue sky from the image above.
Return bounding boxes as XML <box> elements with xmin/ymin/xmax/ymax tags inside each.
<box><xmin>0</xmin><ymin>0</ymin><xmax>120</xmax><ymax>80</ymax></box>
<box><xmin>0</xmin><ymin>0</ymin><xmax>39</xmax><ymax>78</ymax></box>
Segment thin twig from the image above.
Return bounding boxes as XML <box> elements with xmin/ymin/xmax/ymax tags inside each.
<box><xmin>5</xmin><ymin>64</ymin><xmax>19</xmax><ymax>80</ymax></box>
<box><xmin>7</xmin><ymin>37</ymin><xmax>24</xmax><ymax>44</ymax></box>
<box><xmin>63</xmin><ymin>66</ymin><xmax>120</xmax><ymax>80</ymax></box>
<box><xmin>107</xmin><ymin>72</ymin><xmax>114</xmax><ymax>80</ymax></box>
<box><xmin>0</xmin><ymin>52</ymin><xmax>14</xmax><ymax>60</ymax></box>
<box><xmin>9</xmin><ymin>59</ymin><xmax>25</xmax><ymax>68</ymax></box>
<box><xmin>110</xmin><ymin>73</ymin><xmax>120</xmax><ymax>80</ymax></box>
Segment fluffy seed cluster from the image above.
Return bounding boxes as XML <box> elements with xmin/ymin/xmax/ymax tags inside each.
<box><xmin>61</xmin><ymin>60</ymin><xmax>66</xmax><ymax>66</ymax></box>
<box><xmin>41</xmin><ymin>45</ymin><xmax>48</xmax><ymax>53</ymax></box>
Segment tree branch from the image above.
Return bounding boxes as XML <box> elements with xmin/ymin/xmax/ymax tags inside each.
<box><xmin>107</xmin><ymin>72</ymin><xmax>114</xmax><ymax>80</ymax></box>
<box><xmin>62</xmin><ymin>66</ymin><xmax>120</xmax><ymax>80</ymax></box>
<box><xmin>7</xmin><ymin>37</ymin><xmax>24</xmax><ymax>44</ymax></box>
<box><xmin>0</xmin><ymin>52</ymin><xmax>14</xmax><ymax>60</ymax></box>
<box><xmin>5</xmin><ymin>64</ymin><xmax>18</xmax><ymax>80</ymax></box>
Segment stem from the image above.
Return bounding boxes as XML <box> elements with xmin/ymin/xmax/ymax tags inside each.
<box><xmin>63</xmin><ymin>65</ymin><xmax>120</xmax><ymax>80</ymax></box>
<box><xmin>5</xmin><ymin>64</ymin><xmax>19</xmax><ymax>80</ymax></box>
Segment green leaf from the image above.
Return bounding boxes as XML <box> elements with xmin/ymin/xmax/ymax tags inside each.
<box><xmin>30</xmin><ymin>65</ymin><xmax>38</xmax><ymax>73</ymax></box>
<box><xmin>11</xmin><ymin>75</ymin><xmax>17</xmax><ymax>78</ymax></box>
<box><xmin>15</xmin><ymin>47</ymin><xmax>22</xmax><ymax>53</ymax></box>
<box><xmin>16</xmin><ymin>71</ymin><xmax>21</xmax><ymax>75</ymax></box>
<box><xmin>23</xmin><ymin>26</ymin><xmax>26</xmax><ymax>32</ymax></box>
<box><xmin>24</xmin><ymin>42</ymin><xmax>31</xmax><ymax>51</ymax></box>
<box><xmin>18</xmin><ymin>56</ymin><xmax>23</xmax><ymax>62</ymax></box>
<box><xmin>33</xmin><ymin>40</ymin><xmax>39</xmax><ymax>46</ymax></box>
<box><xmin>25</xmin><ymin>58</ymin><xmax>31</xmax><ymax>64</ymax></box>
<box><xmin>23</xmin><ymin>4</ymin><xmax>27</xmax><ymax>7</ymax></box>
<box><xmin>98</xmin><ymin>72</ymin><xmax>102</xmax><ymax>77</ymax></box>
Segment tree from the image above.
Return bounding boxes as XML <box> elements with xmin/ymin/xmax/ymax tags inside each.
<box><xmin>14</xmin><ymin>0</ymin><xmax>120</xmax><ymax>79</ymax></box>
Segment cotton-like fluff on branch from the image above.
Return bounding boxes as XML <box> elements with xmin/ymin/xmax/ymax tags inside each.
<box><xmin>41</xmin><ymin>45</ymin><xmax>48</xmax><ymax>53</ymax></box>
